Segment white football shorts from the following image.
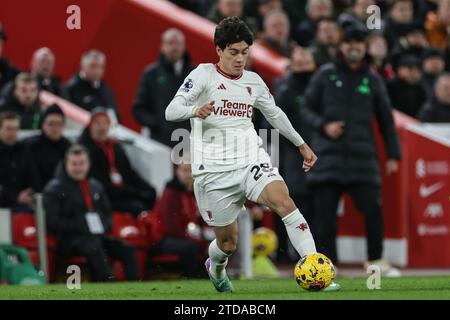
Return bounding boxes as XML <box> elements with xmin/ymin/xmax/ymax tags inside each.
<box><xmin>193</xmin><ymin>148</ymin><xmax>284</xmax><ymax>227</ymax></box>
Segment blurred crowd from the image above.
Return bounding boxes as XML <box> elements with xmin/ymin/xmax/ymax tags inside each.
<box><xmin>1</xmin><ymin>0</ymin><xmax>450</xmax><ymax>281</ymax></box>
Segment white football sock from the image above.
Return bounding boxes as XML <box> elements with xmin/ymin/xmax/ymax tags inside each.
<box><xmin>208</xmin><ymin>239</ymin><xmax>230</xmax><ymax>280</ymax></box>
<box><xmin>282</xmin><ymin>209</ymin><xmax>316</xmax><ymax>257</ymax></box>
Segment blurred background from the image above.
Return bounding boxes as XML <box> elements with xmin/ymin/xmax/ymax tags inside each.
<box><xmin>0</xmin><ymin>0</ymin><xmax>449</xmax><ymax>285</ymax></box>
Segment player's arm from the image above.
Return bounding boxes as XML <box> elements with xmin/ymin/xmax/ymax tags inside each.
<box><xmin>165</xmin><ymin>65</ymin><xmax>214</xmax><ymax>122</ymax></box>
<box><xmin>255</xmin><ymin>83</ymin><xmax>317</xmax><ymax>172</ymax></box>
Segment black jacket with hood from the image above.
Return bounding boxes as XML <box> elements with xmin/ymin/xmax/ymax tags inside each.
<box><xmin>300</xmin><ymin>53</ymin><xmax>401</xmax><ymax>186</ymax></box>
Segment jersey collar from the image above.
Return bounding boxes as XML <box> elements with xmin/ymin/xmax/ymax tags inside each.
<box><xmin>215</xmin><ymin>64</ymin><xmax>243</xmax><ymax>80</ymax></box>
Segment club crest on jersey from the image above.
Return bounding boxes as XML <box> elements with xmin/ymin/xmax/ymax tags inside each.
<box><xmin>246</xmin><ymin>86</ymin><xmax>252</xmax><ymax>96</ymax></box>
<box><xmin>180</xmin><ymin>78</ymin><xmax>193</xmax><ymax>92</ymax></box>
<box><xmin>206</xmin><ymin>210</ymin><xmax>213</xmax><ymax>221</ymax></box>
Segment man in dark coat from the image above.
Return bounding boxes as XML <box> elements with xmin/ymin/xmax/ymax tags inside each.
<box><xmin>274</xmin><ymin>47</ymin><xmax>317</xmax><ymax>261</ymax></box>
<box><xmin>30</xmin><ymin>47</ymin><xmax>64</xmax><ymax>96</ymax></box>
<box><xmin>65</xmin><ymin>50</ymin><xmax>119</xmax><ymax>121</ymax></box>
<box><xmin>0</xmin><ymin>112</ymin><xmax>39</xmax><ymax>212</ymax></box>
<box><xmin>43</xmin><ymin>144</ymin><xmax>139</xmax><ymax>281</ymax></box>
<box><xmin>418</xmin><ymin>73</ymin><xmax>450</xmax><ymax>122</ymax></box>
<box><xmin>0</xmin><ymin>26</ymin><xmax>20</xmax><ymax>92</ymax></box>
<box><xmin>420</xmin><ymin>48</ymin><xmax>446</xmax><ymax>101</ymax></box>
<box><xmin>79</xmin><ymin>108</ymin><xmax>157</xmax><ymax>217</ymax></box>
<box><xmin>0</xmin><ymin>73</ymin><xmax>42</xmax><ymax>130</ymax></box>
<box><xmin>301</xmin><ymin>27</ymin><xmax>402</xmax><ymax>274</ymax></box>
<box><xmin>24</xmin><ymin>104</ymin><xmax>71</xmax><ymax>191</ymax></box>
<box><xmin>132</xmin><ymin>29</ymin><xmax>193</xmax><ymax>147</ymax></box>
<box><xmin>387</xmin><ymin>54</ymin><xmax>427</xmax><ymax>118</ymax></box>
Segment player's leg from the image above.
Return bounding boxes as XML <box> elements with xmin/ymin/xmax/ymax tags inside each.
<box><xmin>208</xmin><ymin>221</ymin><xmax>238</xmax><ymax>280</ymax></box>
<box><xmin>256</xmin><ymin>180</ymin><xmax>317</xmax><ymax>257</ymax></box>
<box><xmin>255</xmin><ymin>179</ymin><xmax>341</xmax><ymax>291</ymax></box>
<box><xmin>194</xmin><ymin>172</ymin><xmax>243</xmax><ymax>292</ymax></box>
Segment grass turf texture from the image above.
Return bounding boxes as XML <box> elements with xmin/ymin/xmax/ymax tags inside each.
<box><xmin>1</xmin><ymin>276</ymin><xmax>450</xmax><ymax>300</ymax></box>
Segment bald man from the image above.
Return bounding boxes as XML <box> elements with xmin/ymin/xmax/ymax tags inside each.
<box><xmin>65</xmin><ymin>49</ymin><xmax>120</xmax><ymax>121</ymax></box>
<box><xmin>132</xmin><ymin>28</ymin><xmax>193</xmax><ymax>147</ymax></box>
<box><xmin>30</xmin><ymin>47</ymin><xmax>64</xmax><ymax>96</ymax></box>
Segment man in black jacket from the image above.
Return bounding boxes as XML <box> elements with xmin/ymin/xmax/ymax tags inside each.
<box><xmin>387</xmin><ymin>54</ymin><xmax>427</xmax><ymax>118</ymax></box>
<box><xmin>65</xmin><ymin>50</ymin><xmax>119</xmax><ymax>121</ymax></box>
<box><xmin>418</xmin><ymin>73</ymin><xmax>450</xmax><ymax>122</ymax></box>
<box><xmin>0</xmin><ymin>73</ymin><xmax>42</xmax><ymax>129</ymax></box>
<box><xmin>274</xmin><ymin>47</ymin><xmax>317</xmax><ymax>261</ymax></box>
<box><xmin>43</xmin><ymin>144</ymin><xmax>139</xmax><ymax>281</ymax></box>
<box><xmin>132</xmin><ymin>28</ymin><xmax>193</xmax><ymax>147</ymax></box>
<box><xmin>0</xmin><ymin>112</ymin><xmax>39</xmax><ymax>212</ymax></box>
<box><xmin>79</xmin><ymin>108</ymin><xmax>156</xmax><ymax>217</ymax></box>
<box><xmin>30</xmin><ymin>47</ymin><xmax>64</xmax><ymax>97</ymax></box>
<box><xmin>0</xmin><ymin>25</ymin><xmax>19</xmax><ymax>92</ymax></box>
<box><xmin>301</xmin><ymin>27</ymin><xmax>402</xmax><ymax>275</ymax></box>
<box><xmin>25</xmin><ymin>104</ymin><xmax>71</xmax><ymax>191</ymax></box>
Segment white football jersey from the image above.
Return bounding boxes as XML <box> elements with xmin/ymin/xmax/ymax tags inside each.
<box><xmin>171</xmin><ymin>63</ymin><xmax>304</xmax><ymax>176</ymax></box>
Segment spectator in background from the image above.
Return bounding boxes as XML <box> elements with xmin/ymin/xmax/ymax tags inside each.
<box><xmin>132</xmin><ymin>29</ymin><xmax>193</xmax><ymax>147</ymax></box>
<box><xmin>275</xmin><ymin>47</ymin><xmax>317</xmax><ymax>262</ymax></box>
<box><xmin>367</xmin><ymin>32</ymin><xmax>394</xmax><ymax>81</ymax></box>
<box><xmin>337</xmin><ymin>0</ymin><xmax>375</xmax><ymax>31</ymax></box>
<box><xmin>418</xmin><ymin>72</ymin><xmax>450</xmax><ymax>122</ymax></box>
<box><xmin>420</xmin><ymin>48</ymin><xmax>446</xmax><ymax>100</ymax></box>
<box><xmin>0</xmin><ymin>73</ymin><xmax>42</xmax><ymax>129</ymax></box>
<box><xmin>145</xmin><ymin>159</ymin><xmax>209</xmax><ymax>278</ymax></box>
<box><xmin>24</xmin><ymin>104</ymin><xmax>71</xmax><ymax>191</ymax></box>
<box><xmin>425</xmin><ymin>0</ymin><xmax>450</xmax><ymax>49</ymax></box>
<box><xmin>390</xmin><ymin>22</ymin><xmax>429</xmax><ymax>70</ymax></box>
<box><xmin>0</xmin><ymin>112</ymin><xmax>39</xmax><ymax>212</ymax></box>
<box><xmin>79</xmin><ymin>108</ymin><xmax>157</xmax><ymax>217</ymax></box>
<box><xmin>258</xmin><ymin>10</ymin><xmax>292</xmax><ymax>57</ymax></box>
<box><xmin>301</xmin><ymin>27</ymin><xmax>401</xmax><ymax>275</ymax></box>
<box><xmin>0</xmin><ymin>23</ymin><xmax>19</xmax><ymax>92</ymax></box>
<box><xmin>65</xmin><ymin>50</ymin><xmax>120</xmax><ymax>122</ymax></box>
<box><xmin>293</xmin><ymin>0</ymin><xmax>333</xmax><ymax>47</ymax></box>
<box><xmin>244</xmin><ymin>0</ymin><xmax>283</xmax><ymax>32</ymax></box>
<box><xmin>43</xmin><ymin>144</ymin><xmax>139</xmax><ymax>282</ymax></box>
<box><xmin>309</xmin><ymin>18</ymin><xmax>340</xmax><ymax>67</ymax></box>
<box><xmin>383</xmin><ymin>0</ymin><xmax>415</xmax><ymax>50</ymax></box>
<box><xmin>30</xmin><ymin>47</ymin><xmax>64</xmax><ymax>96</ymax></box>
<box><xmin>387</xmin><ymin>55</ymin><xmax>427</xmax><ymax>118</ymax></box>
<box><xmin>207</xmin><ymin>0</ymin><xmax>259</xmax><ymax>36</ymax></box>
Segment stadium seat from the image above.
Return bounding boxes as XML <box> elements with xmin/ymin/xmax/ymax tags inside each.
<box><xmin>137</xmin><ymin>212</ymin><xmax>180</xmax><ymax>274</ymax></box>
<box><xmin>11</xmin><ymin>213</ymin><xmax>57</xmax><ymax>281</ymax></box>
<box><xmin>110</xmin><ymin>212</ymin><xmax>150</xmax><ymax>280</ymax></box>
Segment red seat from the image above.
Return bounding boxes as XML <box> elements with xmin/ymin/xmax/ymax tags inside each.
<box><xmin>110</xmin><ymin>212</ymin><xmax>148</xmax><ymax>247</ymax></box>
<box><xmin>11</xmin><ymin>213</ymin><xmax>56</xmax><ymax>281</ymax></box>
<box><xmin>12</xmin><ymin>213</ymin><xmax>57</xmax><ymax>249</ymax></box>
<box><xmin>137</xmin><ymin>211</ymin><xmax>180</xmax><ymax>268</ymax></box>
<box><xmin>110</xmin><ymin>212</ymin><xmax>151</xmax><ymax>280</ymax></box>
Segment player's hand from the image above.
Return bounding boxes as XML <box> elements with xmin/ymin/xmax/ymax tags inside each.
<box><xmin>299</xmin><ymin>143</ymin><xmax>317</xmax><ymax>172</ymax></box>
<box><xmin>386</xmin><ymin>159</ymin><xmax>399</xmax><ymax>175</ymax></box>
<box><xmin>324</xmin><ymin>121</ymin><xmax>345</xmax><ymax>139</ymax></box>
<box><xmin>195</xmin><ymin>101</ymin><xmax>215</xmax><ymax>119</ymax></box>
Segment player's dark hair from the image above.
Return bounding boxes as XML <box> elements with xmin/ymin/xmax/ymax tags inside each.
<box><xmin>214</xmin><ymin>16</ymin><xmax>254</xmax><ymax>50</ymax></box>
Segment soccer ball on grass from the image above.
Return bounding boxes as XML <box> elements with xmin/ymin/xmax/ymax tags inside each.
<box><xmin>294</xmin><ymin>253</ymin><xmax>336</xmax><ymax>291</ymax></box>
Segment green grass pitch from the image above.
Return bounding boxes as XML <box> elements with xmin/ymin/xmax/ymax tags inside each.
<box><xmin>1</xmin><ymin>276</ymin><xmax>450</xmax><ymax>300</ymax></box>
